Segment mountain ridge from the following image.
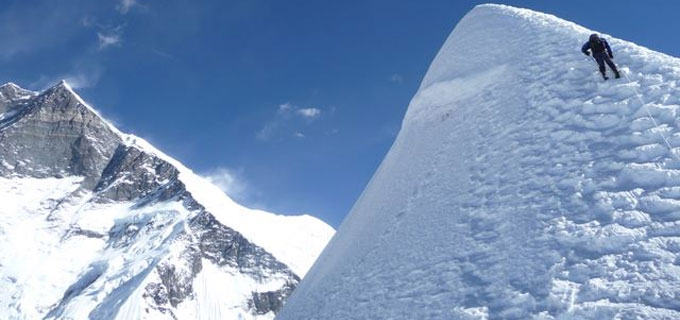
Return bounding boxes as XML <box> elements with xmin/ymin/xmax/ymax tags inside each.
<box><xmin>0</xmin><ymin>80</ymin><xmax>333</xmax><ymax>319</ymax></box>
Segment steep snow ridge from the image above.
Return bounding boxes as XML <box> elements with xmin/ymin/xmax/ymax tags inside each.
<box><xmin>278</xmin><ymin>4</ymin><xmax>680</xmax><ymax>319</ymax></box>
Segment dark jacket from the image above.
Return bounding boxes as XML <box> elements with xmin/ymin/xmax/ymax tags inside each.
<box><xmin>582</xmin><ymin>38</ymin><xmax>613</xmax><ymax>57</ymax></box>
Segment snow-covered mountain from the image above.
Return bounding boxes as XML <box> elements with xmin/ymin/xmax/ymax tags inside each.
<box><xmin>277</xmin><ymin>4</ymin><xmax>680</xmax><ymax>320</ymax></box>
<box><xmin>0</xmin><ymin>81</ymin><xmax>334</xmax><ymax>319</ymax></box>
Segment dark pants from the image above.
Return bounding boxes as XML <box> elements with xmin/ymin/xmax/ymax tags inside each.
<box><xmin>593</xmin><ymin>52</ymin><xmax>619</xmax><ymax>76</ymax></box>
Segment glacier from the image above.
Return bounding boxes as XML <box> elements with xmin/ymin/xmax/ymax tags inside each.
<box><xmin>0</xmin><ymin>81</ymin><xmax>334</xmax><ymax>319</ymax></box>
<box><xmin>277</xmin><ymin>4</ymin><xmax>680</xmax><ymax>320</ymax></box>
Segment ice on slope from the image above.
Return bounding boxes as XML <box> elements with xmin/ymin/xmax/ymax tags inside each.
<box><xmin>278</xmin><ymin>4</ymin><xmax>680</xmax><ymax>319</ymax></box>
<box><xmin>0</xmin><ymin>177</ymin><xmax>98</xmax><ymax>320</ymax></box>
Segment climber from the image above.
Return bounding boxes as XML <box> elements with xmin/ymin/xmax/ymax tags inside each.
<box><xmin>582</xmin><ymin>33</ymin><xmax>620</xmax><ymax>80</ymax></box>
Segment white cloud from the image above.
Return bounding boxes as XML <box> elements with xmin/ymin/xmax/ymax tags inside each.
<box><xmin>62</xmin><ymin>72</ymin><xmax>102</xmax><ymax>89</ymax></box>
<box><xmin>257</xmin><ymin>103</ymin><xmax>326</xmax><ymax>141</ymax></box>
<box><xmin>203</xmin><ymin>167</ymin><xmax>248</xmax><ymax>200</ymax></box>
<box><xmin>297</xmin><ymin>108</ymin><xmax>321</xmax><ymax>119</ymax></box>
<box><xmin>278</xmin><ymin>103</ymin><xmax>293</xmax><ymax>113</ymax></box>
<box><xmin>117</xmin><ymin>0</ymin><xmax>139</xmax><ymax>14</ymax></box>
<box><xmin>277</xmin><ymin>103</ymin><xmax>321</xmax><ymax>119</ymax></box>
<box><xmin>81</xmin><ymin>16</ymin><xmax>95</xmax><ymax>27</ymax></box>
<box><xmin>97</xmin><ymin>31</ymin><xmax>121</xmax><ymax>50</ymax></box>
<box><xmin>256</xmin><ymin>122</ymin><xmax>278</xmax><ymax>141</ymax></box>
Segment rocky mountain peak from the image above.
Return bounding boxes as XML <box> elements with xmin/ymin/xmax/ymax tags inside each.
<box><xmin>0</xmin><ymin>80</ymin><xmax>335</xmax><ymax>319</ymax></box>
<box><xmin>0</xmin><ymin>82</ymin><xmax>36</xmax><ymax>113</ymax></box>
<box><xmin>36</xmin><ymin>80</ymin><xmax>100</xmax><ymax>115</ymax></box>
<box><xmin>0</xmin><ymin>81</ymin><xmax>121</xmax><ymax>185</ymax></box>
<box><xmin>0</xmin><ymin>82</ymin><xmax>21</xmax><ymax>95</ymax></box>
<box><xmin>0</xmin><ymin>81</ymin><xmax>33</xmax><ymax>96</ymax></box>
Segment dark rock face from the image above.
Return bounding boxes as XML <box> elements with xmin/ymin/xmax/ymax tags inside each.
<box><xmin>0</xmin><ymin>82</ymin><xmax>120</xmax><ymax>188</ymax></box>
<box><xmin>94</xmin><ymin>144</ymin><xmax>182</xmax><ymax>202</ymax></box>
<box><xmin>153</xmin><ymin>263</ymin><xmax>196</xmax><ymax>307</ymax></box>
<box><xmin>0</xmin><ymin>81</ymin><xmax>303</xmax><ymax>318</ymax></box>
<box><xmin>191</xmin><ymin>211</ymin><xmax>299</xmax><ymax>280</ymax></box>
<box><xmin>138</xmin><ymin>210</ymin><xmax>301</xmax><ymax>315</ymax></box>
<box><xmin>250</xmin><ymin>282</ymin><xmax>297</xmax><ymax>315</ymax></box>
<box><xmin>143</xmin><ymin>240</ymin><xmax>203</xmax><ymax>317</ymax></box>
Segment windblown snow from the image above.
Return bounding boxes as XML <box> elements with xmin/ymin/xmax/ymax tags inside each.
<box><xmin>277</xmin><ymin>4</ymin><xmax>680</xmax><ymax>320</ymax></box>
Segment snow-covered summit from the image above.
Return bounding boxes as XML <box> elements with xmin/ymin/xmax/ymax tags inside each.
<box><xmin>278</xmin><ymin>4</ymin><xmax>680</xmax><ymax>319</ymax></box>
<box><xmin>0</xmin><ymin>81</ymin><xmax>36</xmax><ymax>96</ymax></box>
<box><xmin>0</xmin><ymin>80</ymin><xmax>334</xmax><ymax>319</ymax></box>
<box><xmin>0</xmin><ymin>82</ymin><xmax>36</xmax><ymax>114</ymax></box>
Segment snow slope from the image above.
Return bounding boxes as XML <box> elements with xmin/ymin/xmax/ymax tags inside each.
<box><xmin>277</xmin><ymin>4</ymin><xmax>680</xmax><ymax>320</ymax></box>
<box><xmin>0</xmin><ymin>81</ymin><xmax>334</xmax><ymax>319</ymax></box>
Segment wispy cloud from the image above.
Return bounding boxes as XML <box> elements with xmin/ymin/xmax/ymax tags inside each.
<box><xmin>116</xmin><ymin>0</ymin><xmax>139</xmax><ymax>14</ymax></box>
<box><xmin>297</xmin><ymin>108</ymin><xmax>321</xmax><ymax>119</ymax></box>
<box><xmin>278</xmin><ymin>102</ymin><xmax>293</xmax><ymax>113</ymax></box>
<box><xmin>28</xmin><ymin>40</ymin><xmax>109</xmax><ymax>91</ymax></box>
<box><xmin>256</xmin><ymin>122</ymin><xmax>279</xmax><ymax>141</ymax></box>
<box><xmin>97</xmin><ymin>32</ymin><xmax>122</xmax><ymax>50</ymax></box>
<box><xmin>62</xmin><ymin>70</ymin><xmax>103</xmax><ymax>89</ymax></box>
<box><xmin>202</xmin><ymin>167</ymin><xmax>248</xmax><ymax>200</ymax></box>
<box><xmin>151</xmin><ymin>49</ymin><xmax>177</xmax><ymax>61</ymax></box>
<box><xmin>0</xmin><ymin>1</ymin><xmax>133</xmax><ymax>93</ymax></box>
<box><xmin>257</xmin><ymin>103</ymin><xmax>326</xmax><ymax>141</ymax></box>
<box><xmin>201</xmin><ymin>166</ymin><xmax>272</xmax><ymax>210</ymax></box>
<box><xmin>81</xmin><ymin>16</ymin><xmax>96</xmax><ymax>28</ymax></box>
<box><xmin>30</xmin><ymin>63</ymin><xmax>104</xmax><ymax>90</ymax></box>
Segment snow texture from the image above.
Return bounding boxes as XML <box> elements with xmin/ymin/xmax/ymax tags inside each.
<box><xmin>277</xmin><ymin>4</ymin><xmax>680</xmax><ymax>320</ymax></box>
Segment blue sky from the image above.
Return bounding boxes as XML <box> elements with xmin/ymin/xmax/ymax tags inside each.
<box><xmin>1</xmin><ymin>0</ymin><xmax>678</xmax><ymax>227</ymax></box>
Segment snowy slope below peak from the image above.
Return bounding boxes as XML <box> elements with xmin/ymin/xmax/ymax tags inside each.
<box><xmin>278</xmin><ymin>4</ymin><xmax>680</xmax><ymax>320</ymax></box>
<box><xmin>0</xmin><ymin>176</ymin><xmax>297</xmax><ymax>320</ymax></box>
